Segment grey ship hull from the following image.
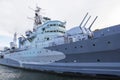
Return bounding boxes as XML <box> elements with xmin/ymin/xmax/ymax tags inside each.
<box><xmin>1</xmin><ymin>25</ymin><xmax>120</xmax><ymax>76</ymax></box>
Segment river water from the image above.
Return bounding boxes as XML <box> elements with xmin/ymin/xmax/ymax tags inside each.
<box><xmin>0</xmin><ymin>65</ymin><xmax>115</xmax><ymax>80</ymax></box>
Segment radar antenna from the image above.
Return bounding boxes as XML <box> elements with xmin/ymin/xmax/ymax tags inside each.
<box><xmin>35</xmin><ymin>6</ymin><xmax>41</xmax><ymax>13</ymax></box>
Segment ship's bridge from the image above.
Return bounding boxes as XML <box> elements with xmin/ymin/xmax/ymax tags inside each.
<box><xmin>35</xmin><ymin>20</ymin><xmax>66</xmax><ymax>41</ymax></box>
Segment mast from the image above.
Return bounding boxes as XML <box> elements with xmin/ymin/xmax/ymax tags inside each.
<box><xmin>10</xmin><ymin>32</ymin><xmax>17</xmax><ymax>49</ymax></box>
<box><xmin>13</xmin><ymin>32</ymin><xmax>17</xmax><ymax>43</ymax></box>
<box><xmin>33</xmin><ymin>6</ymin><xmax>42</xmax><ymax>30</ymax></box>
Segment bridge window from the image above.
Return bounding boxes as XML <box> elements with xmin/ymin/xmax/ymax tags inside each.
<box><xmin>45</xmin><ymin>30</ymin><xmax>65</xmax><ymax>33</ymax></box>
<box><xmin>53</xmin><ymin>30</ymin><xmax>56</xmax><ymax>32</ymax></box>
<box><xmin>53</xmin><ymin>24</ymin><xmax>56</xmax><ymax>26</ymax></box>
<box><xmin>42</xmin><ymin>28</ymin><xmax>45</xmax><ymax>31</ymax></box>
<box><xmin>47</xmin><ymin>37</ymin><xmax>49</xmax><ymax>40</ymax></box>
<box><xmin>50</xmin><ymin>24</ymin><xmax>53</xmax><ymax>26</ymax></box>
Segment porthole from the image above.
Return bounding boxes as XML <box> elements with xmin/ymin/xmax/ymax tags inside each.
<box><xmin>108</xmin><ymin>41</ymin><xmax>111</xmax><ymax>44</ymax></box>
<box><xmin>74</xmin><ymin>46</ymin><xmax>77</xmax><ymax>48</ymax></box>
<box><xmin>65</xmin><ymin>48</ymin><xmax>67</xmax><ymax>50</ymax></box>
<box><xmin>97</xmin><ymin>59</ymin><xmax>100</xmax><ymax>62</ymax></box>
<box><xmin>93</xmin><ymin>44</ymin><xmax>95</xmax><ymax>46</ymax></box>
<box><xmin>80</xmin><ymin>46</ymin><xmax>83</xmax><ymax>48</ymax></box>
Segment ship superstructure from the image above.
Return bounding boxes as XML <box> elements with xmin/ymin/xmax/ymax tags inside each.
<box><xmin>0</xmin><ymin>6</ymin><xmax>120</xmax><ymax>77</ymax></box>
<box><xmin>19</xmin><ymin>7</ymin><xmax>66</xmax><ymax>49</ymax></box>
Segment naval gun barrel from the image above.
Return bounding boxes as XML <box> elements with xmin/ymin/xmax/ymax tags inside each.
<box><xmin>83</xmin><ymin>16</ymin><xmax>91</xmax><ymax>28</ymax></box>
<box><xmin>79</xmin><ymin>12</ymin><xmax>88</xmax><ymax>28</ymax></box>
<box><xmin>88</xmin><ymin>16</ymin><xmax>98</xmax><ymax>30</ymax></box>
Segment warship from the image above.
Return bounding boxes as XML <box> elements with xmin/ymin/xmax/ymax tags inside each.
<box><xmin>0</xmin><ymin>6</ymin><xmax>120</xmax><ymax>77</ymax></box>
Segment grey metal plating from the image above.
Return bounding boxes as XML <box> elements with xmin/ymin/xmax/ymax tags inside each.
<box><xmin>0</xmin><ymin>6</ymin><xmax>120</xmax><ymax>77</ymax></box>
